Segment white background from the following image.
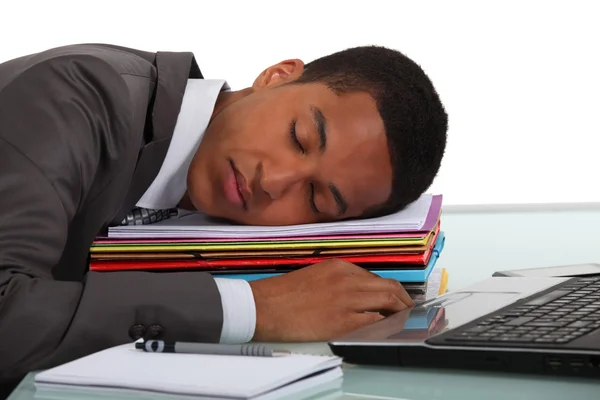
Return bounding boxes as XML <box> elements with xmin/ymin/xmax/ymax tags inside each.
<box><xmin>2</xmin><ymin>0</ymin><xmax>598</xmax><ymax>207</ymax></box>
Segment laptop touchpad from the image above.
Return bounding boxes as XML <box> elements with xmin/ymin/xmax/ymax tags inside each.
<box><xmin>331</xmin><ymin>277</ymin><xmax>569</xmax><ymax>343</ymax></box>
<box><xmin>387</xmin><ymin>291</ymin><xmax>522</xmax><ymax>341</ymax></box>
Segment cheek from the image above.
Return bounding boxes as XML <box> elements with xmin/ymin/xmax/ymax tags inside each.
<box><xmin>217</xmin><ymin>104</ymin><xmax>288</xmax><ymax>152</ymax></box>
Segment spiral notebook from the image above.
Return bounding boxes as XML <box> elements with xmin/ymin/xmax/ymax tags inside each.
<box><xmin>34</xmin><ymin>343</ymin><xmax>343</xmax><ymax>400</ymax></box>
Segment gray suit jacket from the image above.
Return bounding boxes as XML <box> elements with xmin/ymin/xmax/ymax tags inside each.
<box><xmin>0</xmin><ymin>44</ymin><xmax>223</xmax><ymax>391</ymax></box>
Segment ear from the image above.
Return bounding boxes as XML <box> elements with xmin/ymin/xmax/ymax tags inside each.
<box><xmin>252</xmin><ymin>59</ymin><xmax>305</xmax><ymax>90</ymax></box>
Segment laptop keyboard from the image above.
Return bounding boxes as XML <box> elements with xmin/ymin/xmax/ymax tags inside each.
<box><xmin>446</xmin><ymin>277</ymin><xmax>600</xmax><ymax>345</ymax></box>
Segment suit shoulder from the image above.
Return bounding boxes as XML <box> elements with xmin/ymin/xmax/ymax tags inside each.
<box><xmin>3</xmin><ymin>44</ymin><xmax>158</xmax><ymax>85</ymax></box>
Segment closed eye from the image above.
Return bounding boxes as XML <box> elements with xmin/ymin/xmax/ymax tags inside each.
<box><xmin>289</xmin><ymin>120</ymin><xmax>318</xmax><ymax>213</ymax></box>
<box><xmin>289</xmin><ymin>119</ymin><xmax>304</xmax><ymax>153</ymax></box>
<box><xmin>309</xmin><ymin>183</ymin><xmax>319</xmax><ymax>214</ymax></box>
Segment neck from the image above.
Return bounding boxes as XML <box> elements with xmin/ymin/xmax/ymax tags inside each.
<box><xmin>211</xmin><ymin>87</ymin><xmax>253</xmax><ymax>120</ymax></box>
<box><xmin>177</xmin><ymin>192</ymin><xmax>195</xmax><ymax>210</ymax></box>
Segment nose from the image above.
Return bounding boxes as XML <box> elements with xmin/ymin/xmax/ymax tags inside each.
<box><xmin>259</xmin><ymin>160</ymin><xmax>312</xmax><ymax>200</ymax></box>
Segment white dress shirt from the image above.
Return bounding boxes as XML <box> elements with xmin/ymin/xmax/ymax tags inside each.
<box><xmin>135</xmin><ymin>78</ymin><xmax>256</xmax><ymax>344</ymax></box>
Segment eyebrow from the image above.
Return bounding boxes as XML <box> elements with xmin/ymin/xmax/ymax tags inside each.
<box><xmin>329</xmin><ymin>183</ymin><xmax>348</xmax><ymax>216</ymax></box>
<box><xmin>310</xmin><ymin>105</ymin><xmax>327</xmax><ymax>152</ymax></box>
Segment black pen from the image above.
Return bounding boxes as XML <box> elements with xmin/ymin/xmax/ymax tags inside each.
<box><xmin>135</xmin><ymin>340</ymin><xmax>291</xmax><ymax>357</ymax></box>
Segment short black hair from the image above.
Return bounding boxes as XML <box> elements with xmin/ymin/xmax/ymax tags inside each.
<box><xmin>294</xmin><ymin>45</ymin><xmax>448</xmax><ymax>217</ymax></box>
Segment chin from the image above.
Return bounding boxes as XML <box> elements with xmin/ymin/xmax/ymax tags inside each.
<box><xmin>186</xmin><ymin>191</ymin><xmax>209</xmax><ymax>215</ymax></box>
<box><xmin>185</xmin><ymin>177</ymin><xmax>211</xmax><ymax>214</ymax></box>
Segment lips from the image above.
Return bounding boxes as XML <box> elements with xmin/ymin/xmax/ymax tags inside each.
<box><xmin>223</xmin><ymin>159</ymin><xmax>248</xmax><ymax>210</ymax></box>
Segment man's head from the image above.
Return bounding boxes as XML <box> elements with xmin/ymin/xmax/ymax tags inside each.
<box><xmin>187</xmin><ymin>45</ymin><xmax>447</xmax><ymax>226</ymax></box>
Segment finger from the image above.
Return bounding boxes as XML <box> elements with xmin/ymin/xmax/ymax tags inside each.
<box><xmin>349</xmin><ymin>277</ymin><xmax>415</xmax><ymax>306</ymax></box>
<box><xmin>328</xmin><ymin>259</ymin><xmax>374</xmax><ymax>277</ymax></box>
<box><xmin>348</xmin><ymin>292</ymin><xmax>409</xmax><ymax>313</ymax></box>
<box><xmin>387</xmin><ymin>279</ymin><xmax>414</xmax><ymax>307</ymax></box>
<box><xmin>338</xmin><ymin>312</ymin><xmax>386</xmax><ymax>334</ymax></box>
<box><xmin>353</xmin><ymin>312</ymin><xmax>386</xmax><ymax>327</ymax></box>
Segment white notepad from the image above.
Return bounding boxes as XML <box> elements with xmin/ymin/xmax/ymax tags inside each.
<box><xmin>34</xmin><ymin>344</ymin><xmax>343</xmax><ymax>400</ymax></box>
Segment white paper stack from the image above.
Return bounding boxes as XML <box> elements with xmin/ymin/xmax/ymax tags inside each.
<box><xmin>108</xmin><ymin>194</ymin><xmax>438</xmax><ymax>239</ymax></box>
<box><xmin>34</xmin><ymin>343</ymin><xmax>343</xmax><ymax>400</ymax></box>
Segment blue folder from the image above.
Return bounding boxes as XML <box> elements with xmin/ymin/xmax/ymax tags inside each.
<box><xmin>213</xmin><ymin>232</ymin><xmax>445</xmax><ymax>283</ymax></box>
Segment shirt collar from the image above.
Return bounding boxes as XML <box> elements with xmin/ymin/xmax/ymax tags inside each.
<box><xmin>136</xmin><ymin>78</ymin><xmax>229</xmax><ymax>210</ymax></box>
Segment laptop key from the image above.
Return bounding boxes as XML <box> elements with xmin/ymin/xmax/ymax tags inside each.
<box><xmin>536</xmin><ymin>318</ymin><xmax>558</xmax><ymax>322</ymax></box>
<box><xmin>554</xmin><ymin>329</ymin><xmax>577</xmax><ymax>335</ymax></box>
<box><xmin>488</xmin><ymin>336</ymin><xmax>534</xmax><ymax>343</ymax></box>
<box><xmin>507</xmin><ymin>337</ymin><xmax>535</xmax><ymax>342</ymax></box>
<box><xmin>525</xmin><ymin>312</ymin><xmax>546</xmax><ymax>317</ymax></box>
<box><xmin>526</xmin><ymin>321</ymin><xmax>567</xmax><ymax>328</ymax></box>
<box><xmin>490</xmin><ymin>337</ymin><xmax>518</xmax><ymax>342</ymax></box>
<box><xmin>577</xmin><ymin>328</ymin><xmax>594</xmax><ymax>334</ymax></box>
<box><xmin>506</xmin><ymin>317</ymin><xmax>535</xmax><ymax>326</ymax></box>
<box><xmin>521</xmin><ymin>334</ymin><xmax>540</xmax><ymax>340</ymax></box>
<box><xmin>570</xmin><ymin>312</ymin><xmax>589</xmax><ymax>316</ymax></box>
<box><xmin>514</xmin><ymin>328</ymin><xmax>532</xmax><ymax>333</ymax></box>
<box><xmin>494</xmin><ymin>326</ymin><xmax>512</xmax><ymax>331</ymax></box>
<box><xmin>568</xmin><ymin>321</ymin><xmax>592</xmax><ymax>328</ymax></box>
<box><xmin>524</xmin><ymin>291</ymin><xmax>570</xmax><ymax>306</ymax></box>
<box><xmin>555</xmin><ymin>308</ymin><xmax>572</xmax><ymax>313</ymax></box>
<box><xmin>534</xmin><ymin>338</ymin><xmax>556</xmax><ymax>343</ymax></box>
<box><xmin>466</xmin><ymin>326</ymin><xmax>491</xmax><ymax>333</ymax></box>
<box><xmin>447</xmin><ymin>336</ymin><xmax>489</xmax><ymax>342</ymax></box>
<box><xmin>581</xmin><ymin>317</ymin><xmax>597</xmax><ymax>322</ymax></box>
<box><xmin>502</xmin><ymin>311</ymin><xmax>525</xmax><ymax>317</ymax></box>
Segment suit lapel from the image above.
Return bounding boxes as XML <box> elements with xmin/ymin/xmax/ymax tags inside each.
<box><xmin>110</xmin><ymin>51</ymin><xmax>203</xmax><ymax>226</ymax></box>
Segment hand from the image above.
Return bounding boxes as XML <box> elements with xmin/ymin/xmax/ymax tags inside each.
<box><xmin>249</xmin><ymin>258</ymin><xmax>414</xmax><ymax>342</ymax></box>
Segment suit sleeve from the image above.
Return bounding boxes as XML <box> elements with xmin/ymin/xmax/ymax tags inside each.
<box><xmin>0</xmin><ymin>55</ymin><xmax>223</xmax><ymax>385</ymax></box>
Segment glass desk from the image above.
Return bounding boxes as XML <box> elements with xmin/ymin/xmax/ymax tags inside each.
<box><xmin>8</xmin><ymin>208</ymin><xmax>600</xmax><ymax>399</ymax></box>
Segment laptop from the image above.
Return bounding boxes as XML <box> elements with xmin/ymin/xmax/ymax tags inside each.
<box><xmin>328</xmin><ymin>275</ymin><xmax>600</xmax><ymax>378</ymax></box>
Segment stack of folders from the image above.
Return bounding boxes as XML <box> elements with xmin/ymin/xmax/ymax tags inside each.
<box><xmin>90</xmin><ymin>194</ymin><xmax>447</xmax><ymax>299</ymax></box>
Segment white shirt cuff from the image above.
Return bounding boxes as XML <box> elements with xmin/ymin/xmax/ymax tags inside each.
<box><xmin>213</xmin><ymin>278</ymin><xmax>256</xmax><ymax>344</ymax></box>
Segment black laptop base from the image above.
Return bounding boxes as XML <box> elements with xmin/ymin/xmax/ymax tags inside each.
<box><xmin>428</xmin><ymin>277</ymin><xmax>600</xmax><ymax>349</ymax></box>
<box><xmin>329</xmin><ymin>276</ymin><xmax>600</xmax><ymax>378</ymax></box>
<box><xmin>329</xmin><ymin>343</ymin><xmax>600</xmax><ymax>378</ymax></box>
